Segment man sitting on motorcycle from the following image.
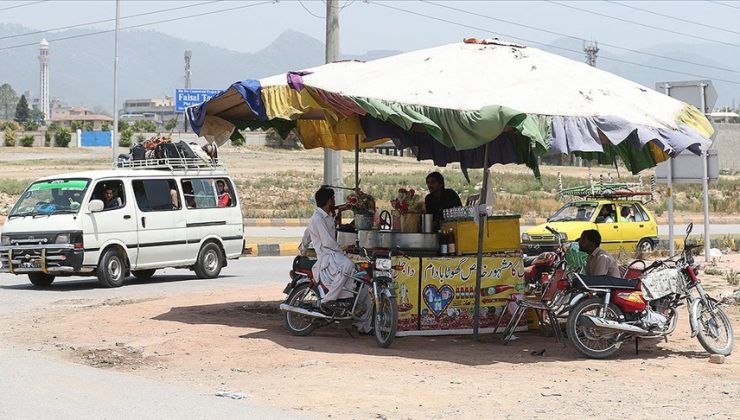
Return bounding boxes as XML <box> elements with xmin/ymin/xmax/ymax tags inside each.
<box><xmin>300</xmin><ymin>187</ymin><xmax>357</xmax><ymax>313</ymax></box>
<box><xmin>578</xmin><ymin>229</ymin><xmax>620</xmax><ymax>277</ymax></box>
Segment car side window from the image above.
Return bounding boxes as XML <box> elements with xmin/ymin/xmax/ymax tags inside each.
<box><xmin>181</xmin><ymin>178</ymin><xmax>235</xmax><ymax>209</ymax></box>
<box><xmin>132</xmin><ymin>179</ymin><xmax>180</xmax><ymax>212</ymax></box>
<box><xmin>91</xmin><ymin>180</ymin><xmax>125</xmax><ymax>211</ymax></box>
<box><xmin>636</xmin><ymin>204</ymin><xmax>650</xmax><ymax>222</ymax></box>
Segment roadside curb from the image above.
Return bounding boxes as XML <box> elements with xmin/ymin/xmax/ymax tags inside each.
<box><xmin>243</xmin><ymin>218</ymin><xmax>309</xmax><ymax>227</ymax></box>
<box><xmin>242</xmin><ymin>217</ymin><xmax>740</xmax><ymax>227</ymax></box>
<box><xmin>243</xmin><ymin>242</ymin><xmax>300</xmax><ymax>257</ymax></box>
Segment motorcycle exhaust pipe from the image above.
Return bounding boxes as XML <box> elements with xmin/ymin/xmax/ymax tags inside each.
<box><xmin>279</xmin><ymin>303</ymin><xmax>335</xmax><ymax>319</ymax></box>
<box><xmin>582</xmin><ymin>315</ymin><xmax>654</xmax><ymax>335</ymax></box>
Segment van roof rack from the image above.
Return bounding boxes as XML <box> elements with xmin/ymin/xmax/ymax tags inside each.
<box><xmin>114</xmin><ymin>157</ymin><xmax>226</xmax><ymax>172</ymax></box>
<box><xmin>558</xmin><ymin>171</ymin><xmax>655</xmax><ymax>203</ymax></box>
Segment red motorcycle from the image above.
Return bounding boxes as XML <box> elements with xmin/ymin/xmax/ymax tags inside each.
<box><xmin>566</xmin><ymin>223</ymin><xmax>734</xmax><ymax>358</ymax></box>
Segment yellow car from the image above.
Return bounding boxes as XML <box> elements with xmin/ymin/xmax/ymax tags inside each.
<box><xmin>521</xmin><ymin>199</ymin><xmax>659</xmax><ymax>255</ymax></box>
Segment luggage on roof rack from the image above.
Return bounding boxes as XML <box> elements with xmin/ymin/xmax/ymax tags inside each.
<box><xmin>114</xmin><ymin>157</ymin><xmax>225</xmax><ymax>172</ymax></box>
<box><xmin>557</xmin><ymin>171</ymin><xmax>655</xmax><ymax>203</ymax></box>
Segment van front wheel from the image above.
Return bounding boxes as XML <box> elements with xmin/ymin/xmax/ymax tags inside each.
<box><xmin>97</xmin><ymin>248</ymin><xmax>126</xmax><ymax>288</ymax></box>
<box><xmin>28</xmin><ymin>273</ymin><xmax>55</xmax><ymax>287</ymax></box>
<box><xmin>194</xmin><ymin>242</ymin><xmax>222</xmax><ymax>279</ymax></box>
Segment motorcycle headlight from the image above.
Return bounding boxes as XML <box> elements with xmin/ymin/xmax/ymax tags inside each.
<box><xmin>55</xmin><ymin>233</ymin><xmax>70</xmax><ymax>244</ymax></box>
<box><xmin>521</xmin><ymin>233</ymin><xmax>531</xmax><ymax>242</ymax></box>
<box><xmin>0</xmin><ymin>235</ymin><xmax>9</xmax><ymax>246</ymax></box>
<box><xmin>375</xmin><ymin>258</ymin><xmax>392</xmax><ymax>270</ymax></box>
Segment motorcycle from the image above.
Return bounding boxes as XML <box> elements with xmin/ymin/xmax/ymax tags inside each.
<box><xmin>566</xmin><ymin>223</ymin><xmax>734</xmax><ymax>359</ymax></box>
<box><xmin>280</xmin><ymin>247</ymin><xmax>401</xmax><ymax>348</ymax></box>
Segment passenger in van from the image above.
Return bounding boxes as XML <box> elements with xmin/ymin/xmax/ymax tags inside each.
<box><xmin>181</xmin><ymin>181</ymin><xmax>196</xmax><ymax>208</ymax></box>
<box><xmin>103</xmin><ymin>188</ymin><xmax>121</xmax><ymax>209</ymax></box>
<box><xmin>170</xmin><ymin>188</ymin><xmax>180</xmax><ymax>209</ymax></box>
<box><xmin>216</xmin><ymin>180</ymin><xmax>232</xmax><ymax>208</ymax></box>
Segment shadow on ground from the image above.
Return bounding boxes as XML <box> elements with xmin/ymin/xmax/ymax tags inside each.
<box><xmin>152</xmin><ymin>300</ymin><xmax>706</xmax><ymax>366</ymax></box>
<box><xmin>0</xmin><ymin>274</ymin><xmax>236</xmax><ymax>292</ymax></box>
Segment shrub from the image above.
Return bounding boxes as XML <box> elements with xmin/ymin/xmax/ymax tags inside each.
<box><xmin>44</xmin><ymin>131</ymin><xmax>51</xmax><ymax>146</ymax></box>
<box><xmin>135</xmin><ymin>133</ymin><xmax>146</xmax><ymax>143</ymax></box>
<box><xmin>3</xmin><ymin>127</ymin><xmax>16</xmax><ymax>146</ymax></box>
<box><xmin>54</xmin><ymin>128</ymin><xmax>71</xmax><ymax>147</ymax></box>
<box><xmin>21</xmin><ymin>134</ymin><xmax>35</xmax><ymax>147</ymax></box>
<box><xmin>119</xmin><ymin>128</ymin><xmax>133</xmax><ymax>147</ymax></box>
<box><xmin>0</xmin><ymin>120</ymin><xmax>20</xmax><ymax>131</ymax></box>
<box><xmin>100</xmin><ymin>121</ymin><xmax>111</xmax><ymax>132</ymax></box>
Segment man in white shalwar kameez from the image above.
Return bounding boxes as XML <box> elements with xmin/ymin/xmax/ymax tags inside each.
<box><xmin>299</xmin><ymin>188</ymin><xmax>372</xmax><ymax>332</ymax></box>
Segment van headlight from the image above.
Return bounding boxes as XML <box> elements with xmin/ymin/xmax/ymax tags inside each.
<box><xmin>375</xmin><ymin>258</ymin><xmax>392</xmax><ymax>270</ymax></box>
<box><xmin>521</xmin><ymin>233</ymin><xmax>531</xmax><ymax>242</ymax></box>
<box><xmin>1</xmin><ymin>235</ymin><xmax>9</xmax><ymax>246</ymax></box>
<box><xmin>55</xmin><ymin>233</ymin><xmax>70</xmax><ymax>244</ymax></box>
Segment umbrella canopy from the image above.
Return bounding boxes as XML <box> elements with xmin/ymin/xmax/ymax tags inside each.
<box><xmin>188</xmin><ymin>38</ymin><xmax>712</xmax><ymax>175</ymax></box>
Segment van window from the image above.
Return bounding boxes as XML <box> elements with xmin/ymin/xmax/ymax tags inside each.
<box><xmin>181</xmin><ymin>178</ymin><xmax>235</xmax><ymax>209</ymax></box>
<box><xmin>9</xmin><ymin>178</ymin><xmax>89</xmax><ymax>216</ymax></box>
<box><xmin>92</xmin><ymin>180</ymin><xmax>126</xmax><ymax>211</ymax></box>
<box><xmin>133</xmin><ymin>179</ymin><xmax>180</xmax><ymax>212</ymax></box>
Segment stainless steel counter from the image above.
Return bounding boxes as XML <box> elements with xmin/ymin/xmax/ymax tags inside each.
<box><xmin>358</xmin><ymin>229</ymin><xmax>439</xmax><ymax>252</ymax></box>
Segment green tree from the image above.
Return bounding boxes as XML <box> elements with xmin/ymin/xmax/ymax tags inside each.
<box><xmin>82</xmin><ymin>121</ymin><xmax>93</xmax><ymax>131</ymax></box>
<box><xmin>0</xmin><ymin>83</ymin><xmax>18</xmax><ymax>120</ymax></box>
<box><xmin>14</xmin><ymin>95</ymin><xmax>30</xmax><ymax>123</ymax></box>
<box><xmin>21</xmin><ymin>134</ymin><xmax>35</xmax><ymax>147</ymax></box>
<box><xmin>29</xmin><ymin>107</ymin><xmax>45</xmax><ymax>124</ymax></box>
<box><xmin>118</xmin><ymin>119</ymin><xmax>129</xmax><ymax>132</ymax></box>
<box><xmin>70</xmin><ymin>120</ymin><xmax>83</xmax><ymax>131</ymax></box>
<box><xmin>119</xmin><ymin>127</ymin><xmax>133</xmax><ymax>147</ymax></box>
<box><xmin>100</xmin><ymin>121</ymin><xmax>111</xmax><ymax>131</ymax></box>
<box><xmin>48</xmin><ymin>122</ymin><xmax>60</xmax><ymax>132</ymax></box>
<box><xmin>3</xmin><ymin>127</ymin><xmax>16</xmax><ymax>146</ymax></box>
<box><xmin>164</xmin><ymin>118</ymin><xmax>178</xmax><ymax>131</ymax></box>
<box><xmin>54</xmin><ymin>127</ymin><xmax>71</xmax><ymax>147</ymax></box>
<box><xmin>23</xmin><ymin>120</ymin><xmax>39</xmax><ymax>131</ymax></box>
<box><xmin>132</xmin><ymin>119</ymin><xmax>157</xmax><ymax>133</ymax></box>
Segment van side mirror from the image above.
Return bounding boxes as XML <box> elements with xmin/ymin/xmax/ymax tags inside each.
<box><xmin>87</xmin><ymin>199</ymin><xmax>104</xmax><ymax>213</ymax></box>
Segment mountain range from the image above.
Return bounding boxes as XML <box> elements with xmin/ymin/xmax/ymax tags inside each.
<box><xmin>0</xmin><ymin>22</ymin><xmax>736</xmax><ymax>112</ymax></box>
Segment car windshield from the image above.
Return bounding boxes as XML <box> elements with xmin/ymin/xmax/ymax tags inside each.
<box><xmin>9</xmin><ymin>178</ymin><xmax>90</xmax><ymax>217</ymax></box>
<box><xmin>549</xmin><ymin>202</ymin><xmax>597</xmax><ymax>222</ymax></box>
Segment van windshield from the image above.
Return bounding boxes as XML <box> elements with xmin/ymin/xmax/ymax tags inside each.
<box><xmin>9</xmin><ymin>178</ymin><xmax>90</xmax><ymax>217</ymax></box>
<box><xmin>549</xmin><ymin>202</ymin><xmax>597</xmax><ymax>222</ymax></box>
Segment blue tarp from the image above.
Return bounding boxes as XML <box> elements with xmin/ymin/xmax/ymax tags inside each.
<box><xmin>80</xmin><ymin>131</ymin><xmax>111</xmax><ymax>147</ymax></box>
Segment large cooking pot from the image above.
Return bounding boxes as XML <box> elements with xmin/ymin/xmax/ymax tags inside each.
<box><xmin>358</xmin><ymin>230</ymin><xmax>438</xmax><ymax>251</ymax></box>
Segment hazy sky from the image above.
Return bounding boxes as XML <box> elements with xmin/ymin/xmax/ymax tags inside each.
<box><xmin>1</xmin><ymin>0</ymin><xmax>739</xmax><ymax>59</ymax></box>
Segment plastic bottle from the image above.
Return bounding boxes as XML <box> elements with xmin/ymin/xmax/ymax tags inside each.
<box><xmin>447</xmin><ymin>228</ymin><xmax>456</xmax><ymax>255</ymax></box>
<box><xmin>439</xmin><ymin>230</ymin><xmax>448</xmax><ymax>256</ymax></box>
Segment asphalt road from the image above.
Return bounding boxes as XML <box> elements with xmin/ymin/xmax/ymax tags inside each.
<box><xmin>0</xmin><ymin>257</ymin><xmax>306</xmax><ymax>420</ymax></box>
<box><xmin>244</xmin><ymin>224</ymin><xmax>740</xmax><ymax>239</ymax></box>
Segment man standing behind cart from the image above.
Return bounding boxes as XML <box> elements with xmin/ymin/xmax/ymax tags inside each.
<box><xmin>425</xmin><ymin>171</ymin><xmax>462</xmax><ymax>229</ymax></box>
<box><xmin>300</xmin><ymin>187</ymin><xmax>357</xmax><ymax>312</ymax></box>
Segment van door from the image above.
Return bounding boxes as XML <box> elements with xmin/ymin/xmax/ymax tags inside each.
<box><xmin>131</xmin><ymin>178</ymin><xmax>187</xmax><ymax>268</ymax></box>
<box><xmin>80</xmin><ymin>179</ymin><xmax>138</xmax><ymax>266</ymax></box>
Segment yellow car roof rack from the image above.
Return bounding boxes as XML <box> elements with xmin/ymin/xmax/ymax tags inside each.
<box><xmin>558</xmin><ymin>171</ymin><xmax>655</xmax><ymax>203</ymax></box>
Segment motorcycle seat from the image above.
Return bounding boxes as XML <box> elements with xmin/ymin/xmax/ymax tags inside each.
<box><xmin>293</xmin><ymin>256</ymin><xmax>317</xmax><ymax>271</ymax></box>
<box><xmin>578</xmin><ymin>275</ymin><xmax>640</xmax><ymax>290</ymax></box>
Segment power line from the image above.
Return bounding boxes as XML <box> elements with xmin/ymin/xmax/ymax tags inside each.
<box><xmin>607</xmin><ymin>0</ymin><xmax>740</xmax><ymax>37</ymax></box>
<box><xmin>548</xmin><ymin>1</ymin><xmax>740</xmax><ymax>50</ymax></box>
<box><xmin>0</xmin><ymin>0</ymin><xmax>46</xmax><ymax>12</ymax></box>
<box><xmin>0</xmin><ymin>0</ymin><xmax>222</xmax><ymax>41</ymax></box>
<box><xmin>297</xmin><ymin>0</ymin><xmax>324</xmax><ymax>19</ymax></box>
<box><xmin>0</xmin><ymin>1</ymin><xmax>273</xmax><ymax>51</ymax></box>
<box><xmin>710</xmin><ymin>1</ymin><xmax>740</xmax><ymax>11</ymax></box>
<box><xmin>423</xmin><ymin>1</ymin><xmax>740</xmax><ymax>75</ymax></box>
<box><xmin>368</xmin><ymin>1</ymin><xmax>740</xmax><ymax>86</ymax></box>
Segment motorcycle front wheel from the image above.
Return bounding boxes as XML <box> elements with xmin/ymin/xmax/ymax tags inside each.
<box><xmin>567</xmin><ymin>297</ymin><xmax>624</xmax><ymax>359</ymax></box>
<box><xmin>374</xmin><ymin>292</ymin><xmax>398</xmax><ymax>348</ymax></box>
<box><xmin>692</xmin><ymin>298</ymin><xmax>734</xmax><ymax>356</ymax></box>
<box><xmin>284</xmin><ymin>283</ymin><xmax>320</xmax><ymax>336</ymax></box>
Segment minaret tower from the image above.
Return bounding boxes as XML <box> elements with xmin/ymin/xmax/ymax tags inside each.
<box><xmin>39</xmin><ymin>38</ymin><xmax>50</xmax><ymax>121</ymax></box>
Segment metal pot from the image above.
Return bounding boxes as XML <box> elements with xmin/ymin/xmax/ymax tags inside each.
<box><xmin>337</xmin><ymin>231</ymin><xmax>358</xmax><ymax>248</ymax></box>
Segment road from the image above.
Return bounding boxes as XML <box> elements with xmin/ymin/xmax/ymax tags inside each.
<box><xmin>245</xmin><ymin>224</ymin><xmax>740</xmax><ymax>238</ymax></box>
<box><xmin>0</xmin><ymin>257</ymin><xmax>306</xmax><ymax>420</ymax></box>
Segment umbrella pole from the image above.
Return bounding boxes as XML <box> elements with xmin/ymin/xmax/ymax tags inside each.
<box><xmin>473</xmin><ymin>143</ymin><xmax>490</xmax><ymax>341</ymax></box>
<box><xmin>355</xmin><ymin>135</ymin><xmax>360</xmax><ymax>189</ymax></box>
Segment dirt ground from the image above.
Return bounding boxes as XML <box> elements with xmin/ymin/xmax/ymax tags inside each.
<box><xmin>3</xmin><ymin>256</ymin><xmax>739</xmax><ymax>419</ymax></box>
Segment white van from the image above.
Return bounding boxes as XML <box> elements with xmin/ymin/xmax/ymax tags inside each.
<box><xmin>0</xmin><ymin>158</ymin><xmax>244</xmax><ymax>287</ymax></box>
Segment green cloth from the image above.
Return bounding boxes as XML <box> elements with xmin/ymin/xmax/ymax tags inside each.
<box><xmin>565</xmin><ymin>242</ymin><xmax>588</xmax><ymax>274</ymax></box>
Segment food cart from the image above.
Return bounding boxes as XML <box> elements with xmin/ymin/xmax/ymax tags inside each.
<box><xmin>187</xmin><ymin>39</ymin><xmax>713</xmax><ymax>339</ymax></box>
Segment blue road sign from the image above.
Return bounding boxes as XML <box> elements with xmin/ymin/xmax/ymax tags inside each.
<box><xmin>175</xmin><ymin>89</ymin><xmax>220</xmax><ymax>112</ymax></box>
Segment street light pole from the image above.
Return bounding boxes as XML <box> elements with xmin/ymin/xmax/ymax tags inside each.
<box><xmin>324</xmin><ymin>0</ymin><xmax>343</xmax><ymax>201</ymax></box>
<box><xmin>111</xmin><ymin>0</ymin><xmax>120</xmax><ymax>161</ymax></box>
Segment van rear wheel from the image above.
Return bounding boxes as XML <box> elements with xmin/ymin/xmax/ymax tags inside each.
<box><xmin>28</xmin><ymin>273</ymin><xmax>55</xmax><ymax>287</ymax></box>
<box><xmin>97</xmin><ymin>248</ymin><xmax>126</xmax><ymax>288</ymax></box>
<box><xmin>194</xmin><ymin>242</ymin><xmax>223</xmax><ymax>279</ymax></box>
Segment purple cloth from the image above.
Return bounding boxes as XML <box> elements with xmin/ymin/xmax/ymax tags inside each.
<box><xmin>286</xmin><ymin>71</ymin><xmax>312</xmax><ymax>91</ymax></box>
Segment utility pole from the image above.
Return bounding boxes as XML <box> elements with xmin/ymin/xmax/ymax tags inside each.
<box><xmin>324</xmin><ymin>0</ymin><xmax>343</xmax><ymax>201</ymax></box>
<box><xmin>584</xmin><ymin>41</ymin><xmax>599</xmax><ymax>67</ymax></box>
<box><xmin>112</xmin><ymin>0</ymin><xmax>120</xmax><ymax>160</ymax></box>
<box><xmin>184</xmin><ymin>50</ymin><xmax>192</xmax><ymax>132</ymax></box>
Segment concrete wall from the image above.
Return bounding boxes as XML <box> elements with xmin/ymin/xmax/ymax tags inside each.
<box><xmin>0</xmin><ymin>130</ymin><xmax>80</xmax><ymax>148</ymax></box>
<box><xmin>713</xmin><ymin>123</ymin><xmax>740</xmax><ymax>173</ymax></box>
